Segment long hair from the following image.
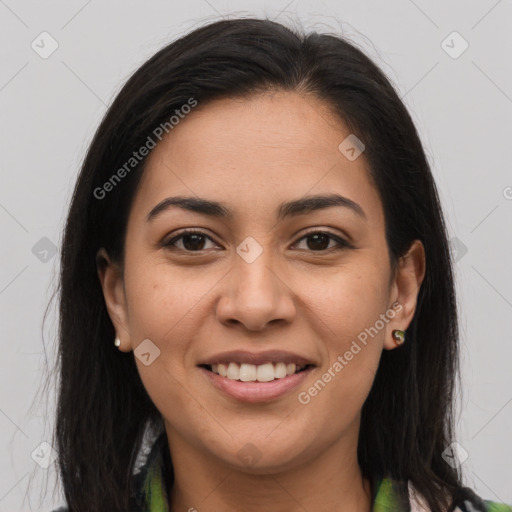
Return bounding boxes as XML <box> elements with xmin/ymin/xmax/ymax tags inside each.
<box><xmin>51</xmin><ymin>17</ymin><xmax>473</xmax><ymax>511</ymax></box>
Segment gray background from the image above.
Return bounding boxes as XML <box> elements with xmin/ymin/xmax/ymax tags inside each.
<box><xmin>0</xmin><ymin>1</ymin><xmax>511</xmax><ymax>510</ymax></box>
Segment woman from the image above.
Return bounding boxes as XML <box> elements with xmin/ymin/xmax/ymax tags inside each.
<box><xmin>49</xmin><ymin>17</ymin><xmax>511</xmax><ymax>512</ymax></box>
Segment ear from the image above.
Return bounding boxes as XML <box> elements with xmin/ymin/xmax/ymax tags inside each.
<box><xmin>96</xmin><ymin>248</ymin><xmax>133</xmax><ymax>352</ymax></box>
<box><xmin>384</xmin><ymin>239</ymin><xmax>426</xmax><ymax>350</ymax></box>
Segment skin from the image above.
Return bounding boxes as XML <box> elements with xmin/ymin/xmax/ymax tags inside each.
<box><xmin>97</xmin><ymin>90</ymin><xmax>426</xmax><ymax>512</ymax></box>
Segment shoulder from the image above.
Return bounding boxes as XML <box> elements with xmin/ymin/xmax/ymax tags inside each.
<box><xmin>48</xmin><ymin>433</ymin><xmax>168</xmax><ymax>512</ymax></box>
<box><xmin>407</xmin><ymin>479</ymin><xmax>512</xmax><ymax>512</ymax></box>
<box><xmin>449</xmin><ymin>490</ymin><xmax>512</xmax><ymax>512</ymax></box>
<box><xmin>480</xmin><ymin>501</ymin><xmax>512</xmax><ymax>512</ymax></box>
<box><xmin>454</xmin><ymin>501</ymin><xmax>512</xmax><ymax>512</ymax></box>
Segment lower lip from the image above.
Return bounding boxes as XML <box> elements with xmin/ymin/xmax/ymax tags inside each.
<box><xmin>199</xmin><ymin>366</ymin><xmax>314</xmax><ymax>403</ymax></box>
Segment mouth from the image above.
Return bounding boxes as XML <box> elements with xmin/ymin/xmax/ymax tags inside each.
<box><xmin>197</xmin><ymin>350</ymin><xmax>317</xmax><ymax>403</ymax></box>
<box><xmin>197</xmin><ymin>350</ymin><xmax>317</xmax><ymax>402</ymax></box>
<box><xmin>198</xmin><ymin>362</ymin><xmax>315</xmax><ymax>383</ymax></box>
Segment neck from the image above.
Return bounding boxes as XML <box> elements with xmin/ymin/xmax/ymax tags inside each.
<box><xmin>165</xmin><ymin>424</ymin><xmax>373</xmax><ymax>512</ymax></box>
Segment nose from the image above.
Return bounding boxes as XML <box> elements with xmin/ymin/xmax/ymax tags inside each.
<box><xmin>215</xmin><ymin>247</ymin><xmax>296</xmax><ymax>331</ymax></box>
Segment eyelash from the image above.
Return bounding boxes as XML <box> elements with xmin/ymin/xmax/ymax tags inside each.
<box><xmin>163</xmin><ymin>229</ymin><xmax>352</xmax><ymax>253</ymax></box>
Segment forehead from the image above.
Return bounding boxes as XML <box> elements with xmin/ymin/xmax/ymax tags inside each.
<box><xmin>129</xmin><ymin>91</ymin><xmax>384</xmax><ymax>229</ymax></box>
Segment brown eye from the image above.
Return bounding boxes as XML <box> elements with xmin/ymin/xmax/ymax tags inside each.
<box><xmin>164</xmin><ymin>230</ymin><xmax>218</xmax><ymax>252</ymax></box>
<box><xmin>293</xmin><ymin>231</ymin><xmax>350</xmax><ymax>252</ymax></box>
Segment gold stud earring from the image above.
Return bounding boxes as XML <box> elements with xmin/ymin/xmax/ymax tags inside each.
<box><xmin>114</xmin><ymin>337</ymin><xmax>121</xmax><ymax>348</ymax></box>
<box><xmin>392</xmin><ymin>329</ymin><xmax>406</xmax><ymax>346</ymax></box>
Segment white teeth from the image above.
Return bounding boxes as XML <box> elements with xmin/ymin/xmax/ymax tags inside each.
<box><xmin>274</xmin><ymin>362</ymin><xmax>287</xmax><ymax>378</ymax></box>
<box><xmin>218</xmin><ymin>363</ymin><xmax>228</xmax><ymax>377</ymax></box>
<box><xmin>226</xmin><ymin>362</ymin><xmax>240</xmax><ymax>380</ymax></box>
<box><xmin>256</xmin><ymin>363</ymin><xmax>275</xmax><ymax>382</ymax></box>
<box><xmin>208</xmin><ymin>361</ymin><xmax>307</xmax><ymax>382</ymax></box>
<box><xmin>239</xmin><ymin>363</ymin><xmax>257</xmax><ymax>382</ymax></box>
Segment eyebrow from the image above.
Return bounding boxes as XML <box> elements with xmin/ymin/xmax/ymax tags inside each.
<box><xmin>146</xmin><ymin>193</ymin><xmax>367</xmax><ymax>223</ymax></box>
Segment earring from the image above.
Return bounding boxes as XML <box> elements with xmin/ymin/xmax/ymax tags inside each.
<box><xmin>392</xmin><ymin>329</ymin><xmax>406</xmax><ymax>346</ymax></box>
<box><xmin>114</xmin><ymin>337</ymin><xmax>121</xmax><ymax>348</ymax></box>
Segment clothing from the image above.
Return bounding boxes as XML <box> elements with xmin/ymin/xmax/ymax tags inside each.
<box><xmin>52</xmin><ymin>433</ymin><xmax>512</xmax><ymax>511</ymax></box>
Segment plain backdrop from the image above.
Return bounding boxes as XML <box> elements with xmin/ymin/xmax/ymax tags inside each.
<box><xmin>0</xmin><ymin>1</ymin><xmax>511</xmax><ymax>510</ymax></box>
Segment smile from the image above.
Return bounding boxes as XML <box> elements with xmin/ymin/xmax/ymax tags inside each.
<box><xmin>199</xmin><ymin>363</ymin><xmax>315</xmax><ymax>403</ymax></box>
<box><xmin>204</xmin><ymin>362</ymin><xmax>311</xmax><ymax>382</ymax></box>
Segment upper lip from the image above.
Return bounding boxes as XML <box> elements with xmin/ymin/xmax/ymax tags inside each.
<box><xmin>197</xmin><ymin>350</ymin><xmax>316</xmax><ymax>367</ymax></box>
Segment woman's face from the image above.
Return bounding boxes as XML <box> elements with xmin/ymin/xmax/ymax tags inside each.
<box><xmin>99</xmin><ymin>91</ymin><xmax>425</xmax><ymax>473</ymax></box>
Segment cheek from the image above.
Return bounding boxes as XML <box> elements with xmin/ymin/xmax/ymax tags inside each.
<box><xmin>296</xmin><ymin>304</ymin><xmax>386</xmax><ymax>441</ymax></box>
<box><xmin>123</xmin><ymin>256</ymin><xmax>211</xmax><ymax>344</ymax></box>
<box><xmin>122</xmin><ymin>263</ymin><xmax>206</xmax><ymax>425</ymax></box>
<box><xmin>294</xmin><ymin>261</ymin><xmax>388</xmax><ymax>405</ymax></box>
<box><xmin>295</xmin><ymin>260</ymin><xmax>390</xmax><ymax>342</ymax></box>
